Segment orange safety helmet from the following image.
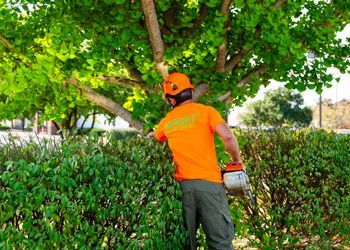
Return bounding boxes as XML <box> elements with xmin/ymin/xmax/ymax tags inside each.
<box><xmin>163</xmin><ymin>72</ymin><xmax>194</xmax><ymax>97</ymax></box>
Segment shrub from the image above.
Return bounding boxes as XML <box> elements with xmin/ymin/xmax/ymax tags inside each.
<box><xmin>109</xmin><ymin>129</ymin><xmax>138</xmax><ymax>140</ymax></box>
<box><xmin>75</xmin><ymin>128</ymin><xmax>106</xmax><ymax>136</ymax></box>
<box><xmin>0</xmin><ymin>135</ymin><xmax>187</xmax><ymax>249</ymax></box>
<box><xmin>1</xmin><ymin>129</ymin><xmax>349</xmax><ymax>249</ymax></box>
<box><xmin>230</xmin><ymin>129</ymin><xmax>350</xmax><ymax>249</ymax></box>
<box><xmin>0</xmin><ymin>125</ymin><xmax>10</xmax><ymax>131</ymax></box>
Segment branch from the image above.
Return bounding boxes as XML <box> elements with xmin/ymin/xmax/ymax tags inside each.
<box><xmin>127</xmin><ymin>68</ymin><xmax>144</xmax><ymax>82</ymax></box>
<box><xmin>140</xmin><ymin>0</ymin><xmax>164</xmax><ymax>63</ymax></box>
<box><xmin>218</xmin><ymin>91</ymin><xmax>232</xmax><ymax>102</ymax></box>
<box><xmin>66</xmin><ymin>77</ymin><xmax>144</xmax><ymax>131</ymax></box>
<box><xmin>0</xmin><ymin>34</ymin><xmax>14</xmax><ymax>52</ymax></box>
<box><xmin>185</xmin><ymin>4</ymin><xmax>209</xmax><ymax>34</ymax></box>
<box><xmin>193</xmin><ymin>83</ymin><xmax>209</xmax><ymax>102</ymax></box>
<box><xmin>215</xmin><ymin>0</ymin><xmax>232</xmax><ymax>72</ymax></box>
<box><xmin>238</xmin><ymin>64</ymin><xmax>266</xmax><ymax>87</ymax></box>
<box><xmin>113</xmin><ymin>54</ymin><xmax>144</xmax><ymax>82</ymax></box>
<box><xmin>97</xmin><ymin>76</ymin><xmax>144</xmax><ymax>88</ymax></box>
<box><xmin>223</xmin><ymin>1</ymin><xmax>284</xmax><ymax>72</ymax></box>
<box><xmin>274</xmin><ymin>0</ymin><xmax>286</xmax><ymax>9</ymax></box>
<box><xmin>140</xmin><ymin>0</ymin><xmax>168</xmax><ymax>78</ymax></box>
<box><xmin>98</xmin><ymin>76</ymin><xmax>158</xmax><ymax>93</ymax></box>
<box><xmin>0</xmin><ymin>33</ymin><xmax>31</xmax><ymax>66</ymax></box>
<box><xmin>217</xmin><ymin>65</ymin><xmax>267</xmax><ymax>101</ymax></box>
<box><xmin>162</xmin><ymin>4</ymin><xmax>209</xmax><ymax>37</ymax></box>
<box><xmin>225</xmin><ymin>49</ymin><xmax>250</xmax><ymax>72</ymax></box>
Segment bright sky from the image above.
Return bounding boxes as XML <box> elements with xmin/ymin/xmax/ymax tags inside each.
<box><xmin>229</xmin><ymin>24</ymin><xmax>350</xmax><ymax>126</ymax></box>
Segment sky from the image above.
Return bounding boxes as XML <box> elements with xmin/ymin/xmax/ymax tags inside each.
<box><xmin>228</xmin><ymin>24</ymin><xmax>350</xmax><ymax>126</ymax></box>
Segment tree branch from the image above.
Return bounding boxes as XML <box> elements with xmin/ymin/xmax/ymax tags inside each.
<box><xmin>215</xmin><ymin>0</ymin><xmax>232</xmax><ymax>72</ymax></box>
<box><xmin>98</xmin><ymin>76</ymin><xmax>158</xmax><ymax>93</ymax></box>
<box><xmin>225</xmin><ymin>49</ymin><xmax>250</xmax><ymax>72</ymax></box>
<box><xmin>217</xmin><ymin>65</ymin><xmax>267</xmax><ymax>101</ymax></box>
<box><xmin>218</xmin><ymin>91</ymin><xmax>232</xmax><ymax>102</ymax></box>
<box><xmin>140</xmin><ymin>0</ymin><xmax>168</xmax><ymax>78</ymax></box>
<box><xmin>238</xmin><ymin>64</ymin><xmax>266</xmax><ymax>87</ymax></box>
<box><xmin>113</xmin><ymin>54</ymin><xmax>144</xmax><ymax>82</ymax></box>
<box><xmin>66</xmin><ymin>77</ymin><xmax>144</xmax><ymax>131</ymax></box>
<box><xmin>0</xmin><ymin>33</ymin><xmax>31</xmax><ymax>66</ymax></box>
<box><xmin>274</xmin><ymin>0</ymin><xmax>286</xmax><ymax>9</ymax></box>
<box><xmin>162</xmin><ymin>4</ymin><xmax>209</xmax><ymax>37</ymax></box>
<box><xmin>127</xmin><ymin>68</ymin><xmax>144</xmax><ymax>82</ymax></box>
<box><xmin>185</xmin><ymin>4</ymin><xmax>209</xmax><ymax>34</ymax></box>
<box><xmin>224</xmin><ymin>1</ymin><xmax>284</xmax><ymax>72</ymax></box>
<box><xmin>193</xmin><ymin>83</ymin><xmax>209</xmax><ymax>102</ymax></box>
<box><xmin>97</xmin><ymin>76</ymin><xmax>144</xmax><ymax>88</ymax></box>
<box><xmin>0</xmin><ymin>34</ymin><xmax>14</xmax><ymax>52</ymax></box>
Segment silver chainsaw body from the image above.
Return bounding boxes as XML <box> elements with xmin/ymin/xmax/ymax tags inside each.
<box><xmin>223</xmin><ymin>170</ymin><xmax>255</xmax><ymax>203</ymax></box>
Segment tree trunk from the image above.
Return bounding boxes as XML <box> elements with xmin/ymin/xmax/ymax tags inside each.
<box><xmin>90</xmin><ymin>111</ymin><xmax>96</xmax><ymax>131</ymax></box>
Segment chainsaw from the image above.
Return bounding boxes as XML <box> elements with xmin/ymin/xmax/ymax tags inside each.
<box><xmin>222</xmin><ymin>162</ymin><xmax>255</xmax><ymax>204</ymax></box>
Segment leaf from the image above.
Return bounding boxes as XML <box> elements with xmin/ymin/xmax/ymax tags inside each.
<box><xmin>235</xmin><ymin>0</ymin><xmax>245</xmax><ymax>9</ymax></box>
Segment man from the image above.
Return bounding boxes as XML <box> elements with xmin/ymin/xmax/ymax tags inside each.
<box><xmin>153</xmin><ymin>72</ymin><xmax>241</xmax><ymax>250</ymax></box>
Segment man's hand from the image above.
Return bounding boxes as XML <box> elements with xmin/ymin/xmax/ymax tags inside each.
<box><xmin>147</xmin><ymin>131</ymin><xmax>155</xmax><ymax>138</ymax></box>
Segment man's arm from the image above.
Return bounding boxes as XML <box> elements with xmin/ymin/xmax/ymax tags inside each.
<box><xmin>153</xmin><ymin>119</ymin><xmax>167</xmax><ymax>142</ymax></box>
<box><xmin>215</xmin><ymin>122</ymin><xmax>241</xmax><ymax>163</ymax></box>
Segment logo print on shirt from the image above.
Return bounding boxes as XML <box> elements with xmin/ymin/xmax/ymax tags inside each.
<box><xmin>165</xmin><ymin>113</ymin><xmax>199</xmax><ymax>132</ymax></box>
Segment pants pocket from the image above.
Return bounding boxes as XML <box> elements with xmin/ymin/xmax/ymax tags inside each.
<box><xmin>222</xmin><ymin>213</ymin><xmax>235</xmax><ymax>241</ymax></box>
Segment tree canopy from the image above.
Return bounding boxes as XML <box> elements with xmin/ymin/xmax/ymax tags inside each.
<box><xmin>0</xmin><ymin>0</ymin><xmax>349</xmax><ymax>132</ymax></box>
<box><xmin>240</xmin><ymin>88</ymin><xmax>313</xmax><ymax>127</ymax></box>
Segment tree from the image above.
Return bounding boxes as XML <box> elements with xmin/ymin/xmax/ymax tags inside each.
<box><xmin>0</xmin><ymin>0</ymin><xmax>349</xmax><ymax>132</ymax></box>
<box><xmin>240</xmin><ymin>88</ymin><xmax>313</xmax><ymax>127</ymax></box>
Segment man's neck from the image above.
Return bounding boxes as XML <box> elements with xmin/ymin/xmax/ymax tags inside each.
<box><xmin>176</xmin><ymin>99</ymin><xmax>193</xmax><ymax>107</ymax></box>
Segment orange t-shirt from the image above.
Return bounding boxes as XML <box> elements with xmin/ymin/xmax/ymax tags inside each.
<box><xmin>154</xmin><ymin>102</ymin><xmax>225</xmax><ymax>183</ymax></box>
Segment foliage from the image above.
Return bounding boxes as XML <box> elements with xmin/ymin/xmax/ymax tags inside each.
<box><xmin>75</xmin><ymin>127</ymin><xmax>106</xmax><ymax>136</ymax></box>
<box><xmin>1</xmin><ymin>130</ymin><xmax>349</xmax><ymax>248</ymax></box>
<box><xmin>0</xmin><ymin>125</ymin><xmax>10</xmax><ymax>131</ymax></box>
<box><xmin>110</xmin><ymin>129</ymin><xmax>138</xmax><ymax>140</ymax></box>
<box><xmin>240</xmin><ymin>88</ymin><xmax>313</xmax><ymax>128</ymax></box>
<box><xmin>0</xmin><ymin>1</ymin><xmax>349</xmax><ymax>130</ymax></box>
<box><xmin>0</xmin><ymin>136</ymin><xmax>187</xmax><ymax>249</ymax></box>
<box><xmin>229</xmin><ymin>129</ymin><xmax>350</xmax><ymax>249</ymax></box>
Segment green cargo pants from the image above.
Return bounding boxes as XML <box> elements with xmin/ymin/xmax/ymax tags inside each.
<box><xmin>180</xmin><ymin>180</ymin><xmax>234</xmax><ymax>250</ymax></box>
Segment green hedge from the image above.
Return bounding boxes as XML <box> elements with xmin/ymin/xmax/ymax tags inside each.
<box><xmin>0</xmin><ymin>130</ymin><xmax>349</xmax><ymax>249</ymax></box>
<box><xmin>0</xmin><ymin>136</ymin><xmax>187</xmax><ymax>249</ymax></box>
<box><xmin>0</xmin><ymin>125</ymin><xmax>10</xmax><ymax>131</ymax></box>
<box><xmin>231</xmin><ymin>129</ymin><xmax>350</xmax><ymax>249</ymax></box>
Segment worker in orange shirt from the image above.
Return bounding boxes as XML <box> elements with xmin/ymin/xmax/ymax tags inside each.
<box><xmin>154</xmin><ymin>72</ymin><xmax>241</xmax><ymax>250</ymax></box>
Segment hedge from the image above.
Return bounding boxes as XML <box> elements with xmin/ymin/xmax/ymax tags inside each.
<box><xmin>230</xmin><ymin>129</ymin><xmax>350</xmax><ymax>249</ymax></box>
<box><xmin>0</xmin><ymin>135</ymin><xmax>187</xmax><ymax>249</ymax></box>
<box><xmin>0</xmin><ymin>129</ymin><xmax>349</xmax><ymax>249</ymax></box>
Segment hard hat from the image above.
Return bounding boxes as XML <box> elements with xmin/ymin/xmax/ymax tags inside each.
<box><xmin>163</xmin><ymin>72</ymin><xmax>194</xmax><ymax>97</ymax></box>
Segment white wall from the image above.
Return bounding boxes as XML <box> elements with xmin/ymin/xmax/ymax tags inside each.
<box><xmin>76</xmin><ymin>115</ymin><xmax>130</xmax><ymax>131</ymax></box>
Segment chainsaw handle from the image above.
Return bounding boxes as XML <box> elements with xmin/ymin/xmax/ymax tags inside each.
<box><xmin>224</xmin><ymin>162</ymin><xmax>246</xmax><ymax>172</ymax></box>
